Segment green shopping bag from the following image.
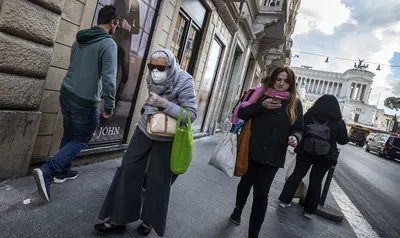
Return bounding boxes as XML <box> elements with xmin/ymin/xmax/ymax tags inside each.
<box><xmin>170</xmin><ymin>107</ymin><xmax>194</xmax><ymax>174</ymax></box>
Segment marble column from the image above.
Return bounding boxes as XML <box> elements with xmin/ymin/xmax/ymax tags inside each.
<box><xmin>329</xmin><ymin>82</ymin><xmax>334</xmax><ymax>94</ymax></box>
<box><xmin>356</xmin><ymin>84</ymin><xmax>362</xmax><ymax>101</ymax></box>
<box><xmin>334</xmin><ymin>83</ymin><xmax>339</xmax><ymax>96</ymax></box>
<box><xmin>360</xmin><ymin>85</ymin><xmax>366</xmax><ymax>102</ymax></box>
<box><xmin>311</xmin><ymin>79</ymin><xmax>317</xmax><ymax>93</ymax></box>
<box><xmin>319</xmin><ymin>80</ymin><xmax>324</xmax><ymax>94</ymax></box>
<box><xmin>313</xmin><ymin>80</ymin><xmax>319</xmax><ymax>93</ymax></box>
<box><xmin>325</xmin><ymin>81</ymin><xmax>330</xmax><ymax>94</ymax></box>
<box><xmin>349</xmin><ymin>83</ymin><xmax>355</xmax><ymax>99</ymax></box>
<box><xmin>363</xmin><ymin>85</ymin><xmax>371</xmax><ymax>102</ymax></box>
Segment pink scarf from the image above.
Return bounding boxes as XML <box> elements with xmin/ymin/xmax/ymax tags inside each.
<box><xmin>230</xmin><ymin>87</ymin><xmax>290</xmax><ymax>125</ymax></box>
<box><xmin>264</xmin><ymin>88</ymin><xmax>291</xmax><ymax>100</ymax></box>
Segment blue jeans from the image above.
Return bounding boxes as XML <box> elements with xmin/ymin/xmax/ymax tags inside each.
<box><xmin>41</xmin><ymin>94</ymin><xmax>99</xmax><ymax>177</ymax></box>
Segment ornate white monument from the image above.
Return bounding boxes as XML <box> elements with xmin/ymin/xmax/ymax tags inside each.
<box><xmin>293</xmin><ymin>61</ymin><xmax>380</xmax><ymax>127</ymax></box>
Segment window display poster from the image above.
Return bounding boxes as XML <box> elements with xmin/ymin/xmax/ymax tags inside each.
<box><xmin>89</xmin><ymin>0</ymin><xmax>159</xmax><ymax>146</ymax></box>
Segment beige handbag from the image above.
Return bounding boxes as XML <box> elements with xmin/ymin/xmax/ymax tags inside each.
<box><xmin>147</xmin><ymin>112</ymin><xmax>177</xmax><ymax>137</ymax></box>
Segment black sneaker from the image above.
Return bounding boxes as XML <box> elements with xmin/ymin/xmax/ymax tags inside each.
<box><xmin>94</xmin><ymin>219</ymin><xmax>126</xmax><ymax>234</ymax></box>
<box><xmin>137</xmin><ymin>222</ymin><xmax>152</xmax><ymax>236</ymax></box>
<box><xmin>54</xmin><ymin>170</ymin><xmax>78</xmax><ymax>184</ymax></box>
<box><xmin>32</xmin><ymin>168</ymin><xmax>51</xmax><ymax>202</ymax></box>
<box><xmin>229</xmin><ymin>207</ymin><xmax>242</xmax><ymax>225</ymax></box>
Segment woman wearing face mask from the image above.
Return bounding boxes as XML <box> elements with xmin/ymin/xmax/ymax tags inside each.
<box><xmin>94</xmin><ymin>49</ymin><xmax>197</xmax><ymax>237</ymax></box>
<box><xmin>229</xmin><ymin>66</ymin><xmax>304</xmax><ymax>238</ymax></box>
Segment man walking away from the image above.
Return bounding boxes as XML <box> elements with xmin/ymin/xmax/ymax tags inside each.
<box><xmin>33</xmin><ymin>5</ymin><xmax>120</xmax><ymax>202</ymax></box>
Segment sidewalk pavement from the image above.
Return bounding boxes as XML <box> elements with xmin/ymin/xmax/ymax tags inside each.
<box><xmin>0</xmin><ymin>134</ymin><xmax>357</xmax><ymax>238</ymax></box>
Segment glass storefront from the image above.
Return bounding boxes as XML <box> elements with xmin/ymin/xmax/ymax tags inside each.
<box><xmin>89</xmin><ymin>0</ymin><xmax>160</xmax><ymax>146</ymax></box>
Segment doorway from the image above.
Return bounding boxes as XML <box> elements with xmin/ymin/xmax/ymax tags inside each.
<box><xmin>192</xmin><ymin>38</ymin><xmax>224</xmax><ymax>131</ymax></box>
<box><xmin>218</xmin><ymin>47</ymin><xmax>244</xmax><ymax>125</ymax></box>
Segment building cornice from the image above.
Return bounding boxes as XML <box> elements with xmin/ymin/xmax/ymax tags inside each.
<box><xmin>212</xmin><ymin>0</ymin><xmax>239</xmax><ymax>34</ymax></box>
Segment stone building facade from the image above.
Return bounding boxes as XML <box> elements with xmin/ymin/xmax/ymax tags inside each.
<box><xmin>0</xmin><ymin>0</ymin><xmax>301</xmax><ymax>179</ymax></box>
<box><xmin>293</xmin><ymin>65</ymin><xmax>381</xmax><ymax>127</ymax></box>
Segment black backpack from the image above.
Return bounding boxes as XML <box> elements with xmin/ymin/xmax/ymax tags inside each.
<box><xmin>304</xmin><ymin>117</ymin><xmax>331</xmax><ymax>155</ymax></box>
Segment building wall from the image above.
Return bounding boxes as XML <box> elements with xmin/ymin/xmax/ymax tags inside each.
<box><xmin>0</xmin><ymin>0</ymin><xmax>69</xmax><ymax>179</ymax></box>
<box><xmin>31</xmin><ymin>0</ymin><xmax>98</xmax><ymax>162</ymax></box>
<box><xmin>0</xmin><ymin>0</ymin><xmax>299</xmax><ymax>179</ymax></box>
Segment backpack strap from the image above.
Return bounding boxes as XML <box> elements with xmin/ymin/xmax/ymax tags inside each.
<box><xmin>312</xmin><ymin>117</ymin><xmax>319</xmax><ymax>125</ymax></box>
<box><xmin>312</xmin><ymin>117</ymin><xmax>329</xmax><ymax>126</ymax></box>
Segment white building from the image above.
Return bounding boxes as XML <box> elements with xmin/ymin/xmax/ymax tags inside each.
<box><xmin>293</xmin><ymin>65</ymin><xmax>380</xmax><ymax>127</ymax></box>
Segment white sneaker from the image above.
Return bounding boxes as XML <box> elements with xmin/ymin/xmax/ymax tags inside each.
<box><xmin>278</xmin><ymin>201</ymin><xmax>292</xmax><ymax>208</ymax></box>
<box><xmin>303</xmin><ymin>212</ymin><xmax>313</xmax><ymax>219</ymax></box>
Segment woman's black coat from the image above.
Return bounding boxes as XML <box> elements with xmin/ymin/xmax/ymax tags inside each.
<box><xmin>238</xmin><ymin>95</ymin><xmax>304</xmax><ymax>168</ymax></box>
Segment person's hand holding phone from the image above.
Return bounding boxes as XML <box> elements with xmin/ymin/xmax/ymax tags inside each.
<box><xmin>262</xmin><ymin>97</ymin><xmax>282</xmax><ymax>110</ymax></box>
<box><xmin>122</xmin><ymin>19</ymin><xmax>131</xmax><ymax>32</ymax></box>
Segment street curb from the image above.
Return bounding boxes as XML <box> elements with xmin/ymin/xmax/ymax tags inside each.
<box><xmin>316</xmin><ymin>204</ymin><xmax>344</xmax><ymax>223</ymax></box>
<box><xmin>299</xmin><ymin>196</ymin><xmax>344</xmax><ymax>223</ymax></box>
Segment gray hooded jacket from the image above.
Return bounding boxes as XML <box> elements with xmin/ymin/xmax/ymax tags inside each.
<box><xmin>137</xmin><ymin>49</ymin><xmax>197</xmax><ymax>141</ymax></box>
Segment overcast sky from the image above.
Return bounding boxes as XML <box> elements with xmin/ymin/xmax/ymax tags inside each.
<box><xmin>290</xmin><ymin>0</ymin><xmax>400</xmax><ymax>115</ymax></box>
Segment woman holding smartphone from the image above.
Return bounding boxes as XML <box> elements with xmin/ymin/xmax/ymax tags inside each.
<box><xmin>229</xmin><ymin>66</ymin><xmax>304</xmax><ymax>238</ymax></box>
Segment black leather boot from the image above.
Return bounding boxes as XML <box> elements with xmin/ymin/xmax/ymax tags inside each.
<box><xmin>229</xmin><ymin>207</ymin><xmax>242</xmax><ymax>225</ymax></box>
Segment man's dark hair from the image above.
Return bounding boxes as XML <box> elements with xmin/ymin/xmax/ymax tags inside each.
<box><xmin>97</xmin><ymin>5</ymin><xmax>120</xmax><ymax>25</ymax></box>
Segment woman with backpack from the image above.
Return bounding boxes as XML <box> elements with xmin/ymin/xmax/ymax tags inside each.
<box><xmin>278</xmin><ymin>94</ymin><xmax>349</xmax><ymax>219</ymax></box>
<box><xmin>229</xmin><ymin>66</ymin><xmax>304</xmax><ymax>238</ymax></box>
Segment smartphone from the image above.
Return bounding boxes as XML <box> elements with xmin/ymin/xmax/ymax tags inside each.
<box><xmin>272</xmin><ymin>96</ymin><xmax>284</xmax><ymax>103</ymax></box>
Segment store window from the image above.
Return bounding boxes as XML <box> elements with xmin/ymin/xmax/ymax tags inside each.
<box><xmin>89</xmin><ymin>0</ymin><xmax>160</xmax><ymax>146</ymax></box>
<box><xmin>170</xmin><ymin>0</ymin><xmax>207</xmax><ymax>75</ymax></box>
<box><xmin>192</xmin><ymin>38</ymin><xmax>224</xmax><ymax>131</ymax></box>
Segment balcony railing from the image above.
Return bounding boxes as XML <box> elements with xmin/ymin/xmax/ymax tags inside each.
<box><xmin>260</xmin><ymin>0</ymin><xmax>281</xmax><ymax>7</ymax></box>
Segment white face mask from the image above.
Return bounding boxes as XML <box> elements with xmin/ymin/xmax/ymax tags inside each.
<box><xmin>151</xmin><ymin>69</ymin><xmax>168</xmax><ymax>84</ymax></box>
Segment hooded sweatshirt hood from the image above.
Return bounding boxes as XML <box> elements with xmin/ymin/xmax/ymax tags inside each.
<box><xmin>76</xmin><ymin>26</ymin><xmax>112</xmax><ymax>44</ymax></box>
<box><xmin>307</xmin><ymin>94</ymin><xmax>342</xmax><ymax>121</ymax></box>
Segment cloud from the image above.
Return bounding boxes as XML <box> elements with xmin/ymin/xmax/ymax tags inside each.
<box><xmin>291</xmin><ymin>0</ymin><xmax>400</xmax><ymax>114</ymax></box>
<box><xmin>293</xmin><ymin>0</ymin><xmax>356</xmax><ymax>36</ymax></box>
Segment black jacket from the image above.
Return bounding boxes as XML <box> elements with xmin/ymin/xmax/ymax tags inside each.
<box><xmin>238</xmin><ymin>95</ymin><xmax>304</xmax><ymax>168</ymax></box>
<box><xmin>295</xmin><ymin>112</ymin><xmax>349</xmax><ymax>165</ymax></box>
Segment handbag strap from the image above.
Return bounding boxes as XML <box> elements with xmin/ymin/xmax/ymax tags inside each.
<box><xmin>164</xmin><ymin>115</ymin><xmax>168</xmax><ymax>133</ymax></box>
<box><xmin>186</xmin><ymin>109</ymin><xmax>191</xmax><ymax>131</ymax></box>
<box><xmin>176</xmin><ymin>107</ymin><xmax>192</xmax><ymax>130</ymax></box>
<box><xmin>177</xmin><ymin>107</ymin><xmax>184</xmax><ymax>128</ymax></box>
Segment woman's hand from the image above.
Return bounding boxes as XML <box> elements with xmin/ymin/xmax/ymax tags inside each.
<box><xmin>146</xmin><ymin>92</ymin><xmax>168</xmax><ymax>108</ymax></box>
<box><xmin>288</xmin><ymin>136</ymin><xmax>298</xmax><ymax>148</ymax></box>
<box><xmin>262</xmin><ymin>98</ymin><xmax>282</xmax><ymax>110</ymax></box>
<box><xmin>122</xmin><ymin>19</ymin><xmax>131</xmax><ymax>32</ymax></box>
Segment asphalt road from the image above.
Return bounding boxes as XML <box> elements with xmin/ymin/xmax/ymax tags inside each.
<box><xmin>334</xmin><ymin>143</ymin><xmax>400</xmax><ymax>238</ymax></box>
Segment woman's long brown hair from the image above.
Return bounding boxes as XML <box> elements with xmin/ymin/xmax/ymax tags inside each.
<box><xmin>262</xmin><ymin>66</ymin><xmax>298</xmax><ymax>125</ymax></box>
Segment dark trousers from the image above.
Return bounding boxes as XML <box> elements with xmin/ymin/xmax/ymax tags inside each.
<box><xmin>235</xmin><ymin>159</ymin><xmax>279</xmax><ymax>238</ymax></box>
<box><xmin>115</xmin><ymin>46</ymin><xmax>130</xmax><ymax>104</ymax></box>
<box><xmin>41</xmin><ymin>95</ymin><xmax>99</xmax><ymax>177</ymax></box>
<box><xmin>279</xmin><ymin>154</ymin><xmax>331</xmax><ymax>214</ymax></box>
<box><xmin>98</xmin><ymin>128</ymin><xmax>176</xmax><ymax>237</ymax></box>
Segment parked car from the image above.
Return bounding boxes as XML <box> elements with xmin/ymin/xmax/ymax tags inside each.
<box><xmin>366</xmin><ymin>133</ymin><xmax>377</xmax><ymax>145</ymax></box>
<box><xmin>365</xmin><ymin>134</ymin><xmax>400</xmax><ymax>159</ymax></box>
<box><xmin>348</xmin><ymin>125</ymin><xmax>370</xmax><ymax>147</ymax></box>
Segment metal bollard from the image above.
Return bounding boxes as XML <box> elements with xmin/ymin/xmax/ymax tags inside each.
<box><xmin>319</xmin><ymin>165</ymin><xmax>335</xmax><ymax>206</ymax></box>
